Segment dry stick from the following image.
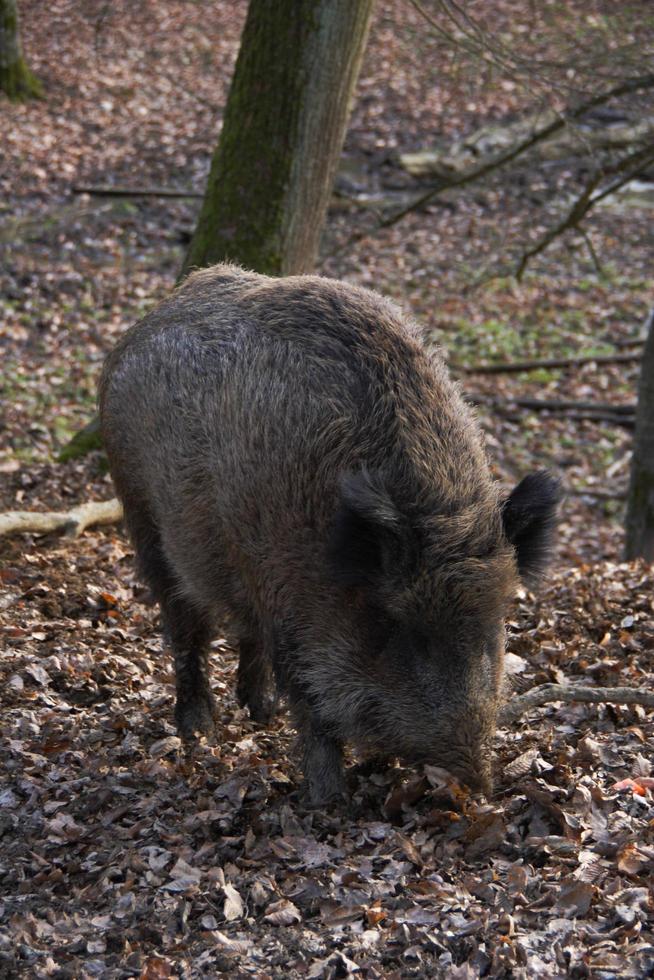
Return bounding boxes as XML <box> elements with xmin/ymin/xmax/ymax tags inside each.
<box><xmin>0</xmin><ymin>499</ymin><xmax>123</xmax><ymax>538</ymax></box>
<box><xmin>499</xmin><ymin>683</ymin><xmax>654</xmax><ymax>726</ymax></box>
<box><xmin>458</xmin><ymin>351</ymin><xmax>641</xmax><ymax>374</ymax></box>
<box><xmin>578</xmin><ymin>226</ymin><xmax>605</xmax><ymax>278</ymax></box>
<box><xmin>73</xmin><ymin>186</ymin><xmax>203</xmax><ymax>199</ymax></box>
<box><xmin>471</xmin><ymin>396</ymin><xmax>636</xmax><ymax>414</ymax></box>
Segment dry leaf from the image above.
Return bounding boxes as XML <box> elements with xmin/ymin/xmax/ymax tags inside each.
<box><xmin>464</xmin><ymin>811</ymin><xmax>507</xmax><ymax>859</ymax></box>
<box><xmin>149</xmin><ymin>736</ymin><xmax>182</xmax><ymax>759</ymax></box>
<box><xmin>555</xmin><ymin>878</ymin><xmax>594</xmax><ymax>916</ymax></box>
<box><xmin>384</xmin><ymin>775</ymin><xmax>429</xmax><ymax>819</ymax></box>
<box><xmin>139</xmin><ymin>956</ymin><xmax>175</xmax><ymax>979</ymax></box>
<box><xmin>223</xmin><ymin>883</ymin><xmax>244</xmax><ymax>921</ymax></box>
<box><xmin>263</xmin><ymin>899</ymin><xmax>301</xmax><ymax>926</ymax></box>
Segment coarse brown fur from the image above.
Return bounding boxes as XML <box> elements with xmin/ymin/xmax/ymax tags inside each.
<box><xmin>99</xmin><ymin>263</ymin><xmax>559</xmax><ymax>802</ymax></box>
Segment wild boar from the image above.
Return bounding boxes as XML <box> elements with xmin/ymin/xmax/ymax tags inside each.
<box><xmin>99</xmin><ymin>263</ymin><xmax>560</xmax><ymax>802</ymax></box>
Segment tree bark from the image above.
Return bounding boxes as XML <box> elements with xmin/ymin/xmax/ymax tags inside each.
<box><xmin>625</xmin><ymin>310</ymin><xmax>654</xmax><ymax>560</ymax></box>
<box><xmin>0</xmin><ymin>0</ymin><xmax>42</xmax><ymax>101</ymax></box>
<box><xmin>180</xmin><ymin>0</ymin><xmax>373</xmax><ymax>279</ymax></box>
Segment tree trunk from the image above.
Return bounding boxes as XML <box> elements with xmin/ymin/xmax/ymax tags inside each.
<box><xmin>0</xmin><ymin>0</ymin><xmax>42</xmax><ymax>101</ymax></box>
<box><xmin>625</xmin><ymin>310</ymin><xmax>654</xmax><ymax>560</ymax></box>
<box><xmin>180</xmin><ymin>0</ymin><xmax>373</xmax><ymax>279</ymax></box>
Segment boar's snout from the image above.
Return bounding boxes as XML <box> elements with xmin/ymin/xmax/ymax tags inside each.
<box><xmin>401</xmin><ymin>702</ymin><xmax>496</xmax><ymax>797</ymax></box>
<box><xmin>449</xmin><ymin>759</ymin><xmax>493</xmax><ymax>797</ymax></box>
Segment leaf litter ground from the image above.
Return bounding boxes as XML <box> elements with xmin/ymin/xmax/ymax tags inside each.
<box><xmin>1</xmin><ymin>1</ymin><xmax>653</xmax><ymax>976</ymax></box>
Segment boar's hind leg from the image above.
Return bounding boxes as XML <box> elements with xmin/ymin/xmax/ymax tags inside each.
<box><xmin>236</xmin><ymin>635</ymin><xmax>277</xmax><ymax>724</ymax></box>
<box><xmin>163</xmin><ymin>596</ymin><xmax>216</xmax><ymax>738</ymax></box>
<box><xmin>291</xmin><ymin>699</ymin><xmax>345</xmax><ymax>805</ymax></box>
<box><xmin>124</xmin><ymin>505</ymin><xmax>217</xmax><ymax>738</ymax></box>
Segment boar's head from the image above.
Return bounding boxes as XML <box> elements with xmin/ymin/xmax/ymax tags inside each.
<box><xmin>328</xmin><ymin>468</ymin><xmax>561</xmax><ymax>793</ymax></box>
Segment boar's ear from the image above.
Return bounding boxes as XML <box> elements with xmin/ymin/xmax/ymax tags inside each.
<box><xmin>328</xmin><ymin>469</ymin><xmax>406</xmax><ymax>588</ymax></box>
<box><xmin>502</xmin><ymin>471</ymin><xmax>561</xmax><ymax>586</ymax></box>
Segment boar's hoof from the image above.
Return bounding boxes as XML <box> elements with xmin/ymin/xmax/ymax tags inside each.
<box><xmin>175</xmin><ymin>692</ymin><xmax>218</xmax><ymax>738</ymax></box>
<box><xmin>245</xmin><ymin>691</ymin><xmax>279</xmax><ymax>725</ymax></box>
<box><xmin>302</xmin><ymin>779</ymin><xmax>348</xmax><ymax>809</ymax></box>
<box><xmin>303</xmin><ymin>790</ymin><xmax>349</xmax><ymax>812</ymax></box>
<box><xmin>237</xmin><ymin>679</ymin><xmax>279</xmax><ymax>724</ymax></box>
<box><xmin>302</xmin><ymin>735</ymin><xmax>347</xmax><ymax>806</ymax></box>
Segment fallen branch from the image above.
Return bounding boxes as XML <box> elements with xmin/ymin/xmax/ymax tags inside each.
<box><xmin>471</xmin><ymin>396</ymin><xmax>635</xmax><ymax>414</ymax></box>
<box><xmin>0</xmin><ymin>499</ymin><xmax>123</xmax><ymax>538</ymax></box>
<box><xmin>499</xmin><ymin>683</ymin><xmax>654</xmax><ymax>726</ymax></box>
<box><xmin>458</xmin><ymin>351</ymin><xmax>641</xmax><ymax>374</ymax></box>
<box><xmin>73</xmin><ymin>185</ymin><xmax>203</xmax><ymax>199</ymax></box>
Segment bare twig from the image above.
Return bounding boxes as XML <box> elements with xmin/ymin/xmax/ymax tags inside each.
<box><xmin>578</xmin><ymin>227</ymin><xmax>605</xmax><ymax>278</ymax></box>
<box><xmin>499</xmin><ymin>683</ymin><xmax>654</xmax><ymax>726</ymax></box>
<box><xmin>407</xmin><ymin>0</ymin><xmax>537</xmax><ymax>90</ymax></box>
<box><xmin>324</xmin><ymin>72</ymin><xmax>654</xmax><ymax>261</ymax></box>
<box><xmin>515</xmin><ymin>142</ymin><xmax>654</xmax><ymax>279</ymax></box>
<box><xmin>429</xmin><ymin>0</ymin><xmax>650</xmax><ymax>85</ymax></box>
<box><xmin>457</xmin><ymin>352</ymin><xmax>641</xmax><ymax>374</ymax></box>
<box><xmin>0</xmin><ymin>499</ymin><xmax>123</xmax><ymax>538</ymax></box>
<box><xmin>382</xmin><ymin>75</ymin><xmax>654</xmax><ymax>234</ymax></box>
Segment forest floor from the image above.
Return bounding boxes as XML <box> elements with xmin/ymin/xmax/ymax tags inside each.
<box><xmin>1</xmin><ymin>1</ymin><xmax>653</xmax><ymax>977</ymax></box>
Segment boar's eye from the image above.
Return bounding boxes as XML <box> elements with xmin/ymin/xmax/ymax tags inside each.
<box><xmin>502</xmin><ymin>471</ymin><xmax>562</xmax><ymax>586</ymax></box>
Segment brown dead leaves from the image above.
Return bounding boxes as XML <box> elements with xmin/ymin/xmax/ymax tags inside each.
<box><xmin>1</xmin><ymin>2</ymin><xmax>654</xmax><ymax>975</ymax></box>
<box><xmin>1</xmin><ymin>525</ymin><xmax>653</xmax><ymax>977</ymax></box>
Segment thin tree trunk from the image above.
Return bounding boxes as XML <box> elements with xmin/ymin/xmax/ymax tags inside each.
<box><xmin>181</xmin><ymin>0</ymin><xmax>373</xmax><ymax>279</ymax></box>
<box><xmin>0</xmin><ymin>0</ymin><xmax>42</xmax><ymax>101</ymax></box>
<box><xmin>625</xmin><ymin>310</ymin><xmax>654</xmax><ymax>560</ymax></box>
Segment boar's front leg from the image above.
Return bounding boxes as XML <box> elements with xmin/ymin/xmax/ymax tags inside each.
<box><xmin>236</xmin><ymin>634</ymin><xmax>277</xmax><ymax>724</ymax></box>
<box><xmin>291</xmin><ymin>699</ymin><xmax>346</xmax><ymax>804</ymax></box>
<box><xmin>162</xmin><ymin>595</ymin><xmax>217</xmax><ymax>738</ymax></box>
